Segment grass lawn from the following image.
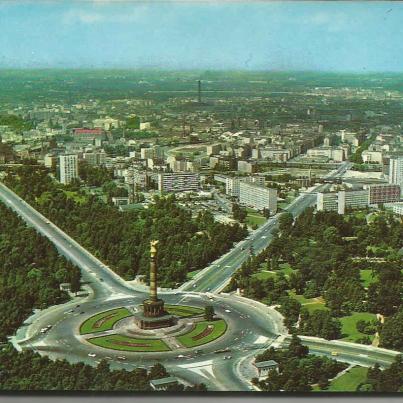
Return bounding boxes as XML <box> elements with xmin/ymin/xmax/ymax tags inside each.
<box><xmin>88</xmin><ymin>334</ymin><xmax>171</xmax><ymax>352</ymax></box>
<box><xmin>177</xmin><ymin>319</ymin><xmax>227</xmax><ymax>348</ymax></box>
<box><xmin>303</xmin><ymin>302</ymin><xmax>329</xmax><ymax>313</ymax></box>
<box><xmin>360</xmin><ymin>269</ymin><xmax>378</xmax><ymax>288</ymax></box>
<box><xmin>289</xmin><ymin>292</ymin><xmax>329</xmax><ymax>312</ymax></box>
<box><xmin>326</xmin><ymin>366</ymin><xmax>368</xmax><ymax>392</ymax></box>
<box><xmin>80</xmin><ymin>308</ymin><xmax>132</xmax><ymax>335</ymax></box>
<box><xmin>245</xmin><ymin>208</ymin><xmax>267</xmax><ymax>227</ymax></box>
<box><xmin>253</xmin><ymin>263</ymin><xmax>296</xmax><ymax>281</ymax></box>
<box><xmin>340</xmin><ymin>312</ymin><xmax>377</xmax><ymax>342</ymax></box>
<box><xmin>164</xmin><ymin>304</ymin><xmax>204</xmax><ymax>318</ymax></box>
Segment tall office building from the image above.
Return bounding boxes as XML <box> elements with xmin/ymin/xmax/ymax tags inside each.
<box><xmin>59</xmin><ymin>154</ymin><xmax>78</xmax><ymax>184</ymax></box>
<box><xmin>389</xmin><ymin>157</ymin><xmax>403</xmax><ymax>197</ymax></box>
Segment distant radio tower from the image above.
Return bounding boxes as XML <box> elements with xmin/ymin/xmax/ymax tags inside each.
<box><xmin>198</xmin><ymin>80</ymin><xmax>202</xmax><ymax>103</ymax></box>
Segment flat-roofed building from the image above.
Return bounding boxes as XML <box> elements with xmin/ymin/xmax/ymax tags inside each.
<box><xmin>157</xmin><ymin>172</ymin><xmax>199</xmax><ymax>193</ymax></box>
<box><xmin>59</xmin><ymin>154</ymin><xmax>78</xmax><ymax>184</ymax></box>
<box><xmin>253</xmin><ymin>360</ymin><xmax>279</xmax><ymax>379</ymax></box>
<box><xmin>317</xmin><ymin>192</ymin><xmax>338</xmax><ymax>212</ymax></box>
<box><xmin>317</xmin><ymin>189</ymin><xmax>369</xmax><ymax>214</ymax></box>
<box><xmin>368</xmin><ymin>184</ymin><xmax>401</xmax><ymax>205</ymax></box>
<box><xmin>83</xmin><ymin>151</ymin><xmax>106</xmax><ymax>166</ymax></box>
<box><xmin>389</xmin><ymin>157</ymin><xmax>403</xmax><ymax>197</ymax></box>
<box><xmin>149</xmin><ymin>377</ymin><xmax>179</xmax><ymax>391</ymax></box>
<box><xmin>338</xmin><ymin>189</ymin><xmax>369</xmax><ymax>214</ymax></box>
<box><xmin>239</xmin><ymin>182</ymin><xmax>277</xmax><ymax>213</ymax></box>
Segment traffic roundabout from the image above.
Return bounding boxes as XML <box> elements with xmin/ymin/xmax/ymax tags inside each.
<box><xmin>79</xmin><ymin>304</ymin><xmax>228</xmax><ymax>353</ymax></box>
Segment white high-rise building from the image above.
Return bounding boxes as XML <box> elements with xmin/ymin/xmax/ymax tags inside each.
<box><xmin>157</xmin><ymin>172</ymin><xmax>199</xmax><ymax>193</ymax></box>
<box><xmin>239</xmin><ymin>182</ymin><xmax>277</xmax><ymax>213</ymax></box>
<box><xmin>389</xmin><ymin>157</ymin><xmax>403</xmax><ymax>197</ymax></box>
<box><xmin>59</xmin><ymin>154</ymin><xmax>78</xmax><ymax>184</ymax></box>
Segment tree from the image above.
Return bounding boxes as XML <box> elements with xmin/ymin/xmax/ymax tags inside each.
<box><xmin>204</xmin><ymin>305</ymin><xmax>215</xmax><ymax>321</ymax></box>
<box><xmin>232</xmin><ymin>203</ymin><xmax>247</xmax><ymax>222</ymax></box>
<box><xmin>279</xmin><ymin>212</ymin><xmax>293</xmax><ymax>234</ymax></box>
<box><xmin>379</xmin><ymin>308</ymin><xmax>403</xmax><ymax>350</ymax></box>
<box><xmin>299</xmin><ymin>310</ymin><xmax>342</xmax><ymax>340</ymax></box>
<box><xmin>288</xmin><ymin>334</ymin><xmax>309</xmax><ymax>358</ymax></box>
<box><xmin>148</xmin><ymin>363</ymin><xmax>168</xmax><ymax>380</ymax></box>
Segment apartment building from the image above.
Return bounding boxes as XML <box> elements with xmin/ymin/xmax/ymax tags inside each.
<box><xmin>389</xmin><ymin>157</ymin><xmax>403</xmax><ymax>196</ymax></box>
<box><xmin>59</xmin><ymin>154</ymin><xmax>78</xmax><ymax>184</ymax></box>
<box><xmin>239</xmin><ymin>182</ymin><xmax>277</xmax><ymax>213</ymax></box>
<box><xmin>157</xmin><ymin>172</ymin><xmax>200</xmax><ymax>193</ymax></box>
<box><xmin>367</xmin><ymin>184</ymin><xmax>401</xmax><ymax>205</ymax></box>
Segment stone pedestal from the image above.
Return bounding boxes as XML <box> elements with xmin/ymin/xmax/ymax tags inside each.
<box><xmin>143</xmin><ymin>298</ymin><xmax>165</xmax><ymax>318</ymax></box>
<box><xmin>134</xmin><ymin>310</ymin><xmax>176</xmax><ymax>330</ymax></box>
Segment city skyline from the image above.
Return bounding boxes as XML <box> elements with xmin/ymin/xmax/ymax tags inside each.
<box><xmin>1</xmin><ymin>1</ymin><xmax>403</xmax><ymax>72</ymax></box>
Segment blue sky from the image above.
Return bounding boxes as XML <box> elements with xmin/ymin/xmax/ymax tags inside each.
<box><xmin>0</xmin><ymin>1</ymin><xmax>402</xmax><ymax>72</ymax></box>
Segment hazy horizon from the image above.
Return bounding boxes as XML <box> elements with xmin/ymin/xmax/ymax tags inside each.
<box><xmin>1</xmin><ymin>1</ymin><xmax>403</xmax><ymax>73</ymax></box>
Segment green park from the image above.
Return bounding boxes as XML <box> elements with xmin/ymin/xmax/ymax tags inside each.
<box><xmin>79</xmin><ymin>308</ymin><xmax>133</xmax><ymax>335</ymax></box>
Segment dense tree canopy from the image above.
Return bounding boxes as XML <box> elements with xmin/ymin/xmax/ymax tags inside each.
<box><xmin>0</xmin><ymin>203</ymin><xmax>80</xmax><ymax>341</ymax></box>
<box><xmin>227</xmin><ymin>207</ymin><xmax>402</xmax><ymax>343</ymax></box>
<box><xmin>4</xmin><ymin>165</ymin><xmax>247</xmax><ymax>287</ymax></box>
<box><xmin>253</xmin><ymin>335</ymin><xmax>345</xmax><ymax>392</ymax></box>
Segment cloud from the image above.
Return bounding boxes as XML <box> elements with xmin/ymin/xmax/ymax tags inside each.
<box><xmin>64</xmin><ymin>10</ymin><xmax>104</xmax><ymax>24</ymax></box>
<box><xmin>62</xmin><ymin>4</ymin><xmax>151</xmax><ymax>25</ymax></box>
<box><xmin>305</xmin><ymin>11</ymin><xmax>349</xmax><ymax>32</ymax></box>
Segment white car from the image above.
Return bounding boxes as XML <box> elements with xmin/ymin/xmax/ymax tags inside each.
<box><xmin>40</xmin><ymin>328</ymin><xmax>48</xmax><ymax>333</ymax></box>
<box><xmin>225</xmin><ymin>309</ymin><xmax>231</xmax><ymax>313</ymax></box>
<box><xmin>88</xmin><ymin>353</ymin><xmax>96</xmax><ymax>358</ymax></box>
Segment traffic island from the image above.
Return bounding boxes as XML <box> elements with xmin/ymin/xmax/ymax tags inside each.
<box><xmin>164</xmin><ymin>304</ymin><xmax>204</xmax><ymax>317</ymax></box>
<box><xmin>79</xmin><ymin>307</ymin><xmax>132</xmax><ymax>335</ymax></box>
<box><xmin>176</xmin><ymin>319</ymin><xmax>227</xmax><ymax>348</ymax></box>
<box><xmin>88</xmin><ymin>334</ymin><xmax>171</xmax><ymax>352</ymax></box>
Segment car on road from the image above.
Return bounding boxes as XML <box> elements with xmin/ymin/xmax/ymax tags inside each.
<box><xmin>331</xmin><ymin>351</ymin><xmax>339</xmax><ymax>356</ymax></box>
<box><xmin>80</xmin><ymin>311</ymin><xmax>85</xmax><ymax>314</ymax></box>
<box><xmin>99</xmin><ymin>278</ymin><xmax>104</xmax><ymax>282</ymax></box>
<box><xmin>40</xmin><ymin>327</ymin><xmax>48</xmax><ymax>334</ymax></box>
<box><xmin>117</xmin><ymin>356</ymin><xmax>126</xmax><ymax>360</ymax></box>
<box><xmin>193</xmin><ymin>283</ymin><xmax>197</xmax><ymax>288</ymax></box>
<box><xmin>224</xmin><ymin>309</ymin><xmax>231</xmax><ymax>313</ymax></box>
<box><xmin>223</xmin><ymin>355</ymin><xmax>232</xmax><ymax>360</ymax></box>
<box><xmin>176</xmin><ymin>354</ymin><xmax>185</xmax><ymax>359</ymax></box>
<box><xmin>88</xmin><ymin>353</ymin><xmax>96</xmax><ymax>358</ymax></box>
